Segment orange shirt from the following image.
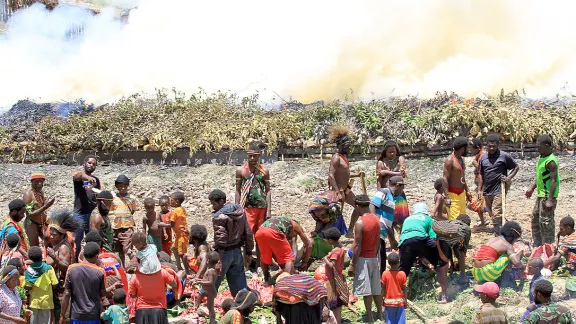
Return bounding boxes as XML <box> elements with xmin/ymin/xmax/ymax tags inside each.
<box><xmin>380</xmin><ymin>269</ymin><xmax>406</xmax><ymax>307</ymax></box>
<box><xmin>170</xmin><ymin>207</ymin><xmax>188</xmax><ymax>237</ymax></box>
<box><xmin>129</xmin><ymin>269</ymin><xmax>175</xmax><ymax>309</ymax></box>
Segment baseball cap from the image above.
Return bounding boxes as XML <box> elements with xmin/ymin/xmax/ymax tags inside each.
<box><xmin>389</xmin><ymin>176</ymin><xmax>405</xmax><ymax>186</ymax></box>
<box><xmin>413</xmin><ymin>202</ymin><xmax>429</xmax><ymax>215</ymax></box>
<box><xmin>474</xmin><ymin>282</ymin><xmax>500</xmax><ymax>299</ymax></box>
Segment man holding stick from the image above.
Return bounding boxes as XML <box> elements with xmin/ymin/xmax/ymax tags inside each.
<box><xmin>478</xmin><ymin>135</ymin><xmax>519</xmax><ymax>235</ymax></box>
<box><xmin>328</xmin><ymin>126</ymin><xmax>359</xmax><ymax>237</ymax></box>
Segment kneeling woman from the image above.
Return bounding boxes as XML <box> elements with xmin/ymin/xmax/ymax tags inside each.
<box><xmin>255</xmin><ymin>216</ymin><xmax>312</xmax><ymax>282</ymax></box>
<box><xmin>472</xmin><ymin>221</ymin><xmax>524</xmax><ymax>283</ymax></box>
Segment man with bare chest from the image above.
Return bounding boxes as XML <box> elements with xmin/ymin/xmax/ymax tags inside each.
<box><xmin>443</xmin><ymin>137</ymin><xmax>472</xmax><ymax>220</ymax></box>
<box><xmin>328</xmin><ymin>126</ymin><xmax>357</xmax><ymax>237</ymax></box>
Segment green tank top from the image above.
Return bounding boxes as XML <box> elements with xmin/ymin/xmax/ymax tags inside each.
<box><xmin>536</xmin><ymin>153</ymin><xmax>560</xmax><ymax>198</ymax></box>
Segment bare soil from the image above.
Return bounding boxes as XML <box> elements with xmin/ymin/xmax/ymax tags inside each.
<box><xmin>1</xmin><ymin>154</ymin><xmax>575</xmax><ymax>323</ymax></box>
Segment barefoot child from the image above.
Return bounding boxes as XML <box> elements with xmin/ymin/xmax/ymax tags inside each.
<box><xmin>433</xmin><ymin>178</ymin><xmax>448</xmax><ymax>221</ymax></box>
<box><xmin>158</xmin><ymin>195</ymin><xmax>173</xmax><ymax>256</ymax></box>
<box><xmin>184</xmin><ymin>225</ymin><xmax>210</xmax><ymax>277</ymax></box>
<box><xmin>142</xmin><ymin>198</ymin><xmax>162</xmax><ymax>253</ymax></box>
<box><xmin>191</xmin><ymin>251</ymin><xmax>220</xmax><ymax>324</ymax></box>
<box><xmin>159</xmin><ymin>192</ymin><xmax>190</xmax><ymax>272</ymax></box>
<box><xmin>521</xmin><ymin>257</ymin><xmax>546</xmax><ymax>322</ymax></box>
<box><xmin>381</xmin><ymin>252</ymin><xmax>407</xmax><ymax>324</ymax></box>
<box><xmin>101</xmin><ymin>288</ymin><xmax>129</xmax><ymax>324</ymax></box>
<box><xmin>132</xmin><ymin>232</ymin><xmax>161</xmax><ymax>275</ymax></box>
<box><xmin>322</xmin><ymin>227</ymin><xmax>348</xmax><ymax>324</ymax></box>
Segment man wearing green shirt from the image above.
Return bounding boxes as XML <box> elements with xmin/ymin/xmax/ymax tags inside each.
<box><xmin>398</xmin><ymin>203</ymin><xmax>449</xmax><ymax>303</ymax></box>
<box><xmin>526</xmin><ymin>135</ymin><xmax>560</xmax><ymax>247</ymax></box>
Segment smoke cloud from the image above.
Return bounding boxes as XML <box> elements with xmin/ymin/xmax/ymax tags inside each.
<box><xmin>1</xmin><ymin>0</ymin><xmax>576</xmax><ymax>109</ymax></box>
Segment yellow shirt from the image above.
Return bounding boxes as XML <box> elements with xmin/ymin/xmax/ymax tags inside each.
<box><xmin>25</xmin><ymin>268</ymin><xmax>58</xmax><ymax>310</ymax></box>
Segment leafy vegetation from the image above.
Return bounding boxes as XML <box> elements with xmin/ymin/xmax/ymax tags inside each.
<box><xmin>1</xmin><ymin>89</ymin><xmax>575</xmax><ymax>161</ymax></box>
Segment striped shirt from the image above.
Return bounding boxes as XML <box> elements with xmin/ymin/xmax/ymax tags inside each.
<box><xmin>110</xmin><ymin>193</ymin><xmax>138</xmax><ymax>229</ymax></box>
<box><xmin>371</xmin><ymin>188</ymin><xmax>395</xmax><ymax>239</ymax></box>
<box><xmin>471</xmin><ymin>303</ymin><xmax>508</xmax><ymax>324</ymax></box>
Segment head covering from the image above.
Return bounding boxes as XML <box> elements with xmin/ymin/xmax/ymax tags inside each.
<box><xmin>389</xmin><ymin>176</ymin><xmax>405</xmax><ymax>186</ymax></box>
<box><xmin>413</xmin><ymin>202</ymin><xmax>429</xmax><ymax>215</ymax></box>
<box><xmin>115</xmin><ymin>175</ymin><xmax>130</xmax><ymax>185</ymax></box>
<box><xmin>232</xmin><ymin>288</ymin><xmax>260</xmax><ymax>311</ymax></box>
<box><xmin>48</xmin><ymin>208</ymin><xmax>80</xmax><ymax>235</ymax></box>
<box><xmin>0</xmin><ymin>266</ymin><xmax>18</xmax><ymax>285</ymax></box>
<box><xmin>474</xmin><ymin>282</ymin><xmax>500</xmax><ymax>299</ymax></box>
<box><xmin>97</xmin><ymin>190</ymin><xmax>114</xmax><ymax>201</ymax></box>
<box><xmin>30</xmin><ymin>170</ymin><xmax>46</xmax><ymax>181</ymax></box>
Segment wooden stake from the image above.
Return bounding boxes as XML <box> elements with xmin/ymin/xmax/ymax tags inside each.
<box><xmin>501</xmin><ymin>181</ymin><xmax>507</xmax><ymax>223</ymax></box>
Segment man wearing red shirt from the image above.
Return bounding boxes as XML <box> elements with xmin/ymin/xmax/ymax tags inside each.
<box><xmin>348</xmin><ymin>195</ymin><xmax>383</xmax><ymax>323</ymax></box>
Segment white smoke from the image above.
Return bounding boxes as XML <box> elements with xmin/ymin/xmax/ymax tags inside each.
<box><xmin>1</xmin><ymin>0</ymin><xmax>576</xmax><ymax>109</ymax></box>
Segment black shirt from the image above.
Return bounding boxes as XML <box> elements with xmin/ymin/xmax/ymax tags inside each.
<box><xmin>73</xmin><ymin>171</ymin><xmax>101</xmax><ymax>214</ymax></box>
<box><xmin>479</xmin><ymin>150</ymin><xmax>517</xmax><ymax>196</ymax></box>
<box><xmin>65</xmin><ymin>262</ymin><xmax>105</xmax><ymax>321</ymax></box>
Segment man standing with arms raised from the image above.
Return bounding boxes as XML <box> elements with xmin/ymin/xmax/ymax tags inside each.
<box><xmin>72</xmin><ymin>155</ymin><xmax>102</xmax><ymax>261</ymax></box>
<box><xmin>443</xmin><ymin>137</ymin><xmax>472</xmax><ymax>220</ymax></box>
<box><xmin>526</xmin><ymin>135</ymin><xmax>560</xmax><ymax>247</ymax></box>
<box><xmin>235</xmin><ymin>145</ymin><xmax>270</xmax><ymax>269</ymax></box>
<box><xmin>328</xmin><ymin>126</ymin><xmax>358</xmax><ymax>237</ymax></box>
<box><xmin>478</xmin><ymin>134</ymin><xmax>519</xmax><ymax>235</ymax></box>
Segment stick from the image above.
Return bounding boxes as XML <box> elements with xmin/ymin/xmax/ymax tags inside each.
<box><xmin>360</xmin><ymin>172</ymin><xmax>367</xmax><ymax>195</ymax></box>
<box><xmin>501</xmin><ymin>181</ymin><xmax>507</xmax><ymax>223</ymax></box>
<box><xmin>406</xmin><ymin>299</ymin><xmax>427</xmax><ymax>321</ymax></box>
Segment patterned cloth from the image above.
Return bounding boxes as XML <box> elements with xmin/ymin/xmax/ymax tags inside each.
<box><xmin>0</xmin><ymin>284</ymin><xmax>22</xmax><ymax>324</ymax></box>
<box><xmin>559</xmin><ymin>232</ymin><xmax>576</xmax><ymax>275</ymax></box>
<box><xmin>240</xmin><ymin>163</ymin><xmax>267</xmax><ymax>209</ymax></box>
<box><xmin>274</xmin><ymin>274</ymin><xmax>327</xmax><ymax>306</ymax></box>
<box><xmin>433</xmin><ymin>219</ymin><xmax>471</xmax><ymax>248</ymax></box>
<box><xmin>261</xmin><ymin>216</ymin><xmax>295</xmax><ymax>240</ymax></box>
<box><xmin>393</xmin><ymin>193</ymin><xmax>409</xmax><ymax>225</ymax></box>
<box><xmin>532</xmin><ymin>197</ymin><xmax>556</xmax><ymax>247</ymax></box>
<box><xmin>522</xmin><ymin>303</ymin><xmax>573</xmax><ymax>324</ymax></box>
<box><xmin>0</xmin><ymin>218</ymin><xmax>28</xmax><ymax>252</ymax></box>
<box><xmin>110</xmin><ymin>193</ymin><xmax>138</xmax><ymax>230</ymax></box>
<box><xmin>371</xmin><ymin>188</ymin><xmax>395</xmax><ymax>239</ymax></box>
<box><xmin>470</xmin><ymin>303</ymin><xmax>508</xmax><ymax>324</ymax></box>
<box><xmin>219</xmin><ymin>309</ymin><xmax>243</xmax><ymax>324</ymax></box>
<box><xmin>472</xmin><ymin>255</ymin><xmax>510</xmax><ymax>282</ymax></box>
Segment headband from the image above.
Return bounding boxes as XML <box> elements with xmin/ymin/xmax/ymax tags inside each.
<box><xmin>49</xmin><ymin>224</ymin><xmax>66</xmax><ymax>234</ymax></box>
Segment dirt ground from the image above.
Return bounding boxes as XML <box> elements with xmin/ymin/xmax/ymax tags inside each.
<box><xmin>1</xmin><ymin>154</ymin><xmax>575</xmax><ymax>323</ymax></box>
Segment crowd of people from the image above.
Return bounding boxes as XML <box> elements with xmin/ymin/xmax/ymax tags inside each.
<box><xmin>0</xmin><ymin>127</ymin><xmax>574</xmax><ymax>324</ymax></box>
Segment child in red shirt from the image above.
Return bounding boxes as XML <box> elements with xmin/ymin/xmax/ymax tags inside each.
<box><xmin>322</xmin><ymin>227</ymin><xmax>349</xmax><ymax>324</ymax></box>
<box><xmin>381</xmin><ymin>252</ymin><xmax>407</xmax><ymax>324</ymax></box>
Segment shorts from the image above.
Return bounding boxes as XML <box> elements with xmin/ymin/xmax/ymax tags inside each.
<box><xmin>30</xmin><ymin>309</ymin><xmax>52</xmax><ymax>324</ymax></box>
<box><xmin>245</xmin><ymin>208</ymin><xmax>267</xmax><ymax>235</ymax></box>
<box><xmin>353</xmin><ymin>257</ymin><xmax>381</xmax><ymax>297</ymax></box>
<box><xmin>172</xmin><ymin>235</ymin><xmax>188</xmax><ymax>255</ymax></box>
<box><xmin>437</xmin><ymin>240</ymin><xmax>465</xmax><ymax>263</ymax></box>
<box><xmin>114</xmin><ymin>227</ymin><xmax>134</xmax><ymax>254</ymax></box>
<box><xmin>385</xmin><ymin>306</ymin><xmax>406</xmax><ymax>324</ymax></box>
<box><xmin>448</xmin><ymin>190</ymin><xmax>467</xmax><ymax>220</ymax></box>
<box><xmin>147</xmin><ymin>234</ymin><xmax>162</xmax><ymax>252</ymax></box>
<box><xmin>255</xmin><ymin>226</ymin><xmax>294</xmax><ymax>265</ymax></box>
